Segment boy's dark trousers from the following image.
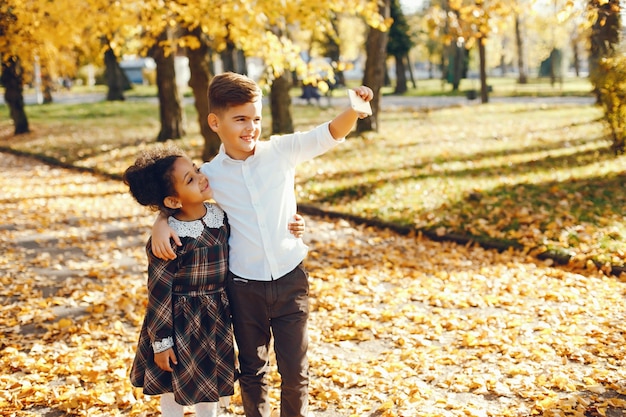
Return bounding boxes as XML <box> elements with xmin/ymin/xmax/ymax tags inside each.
<box><xmin>226</xmin><ymin>264</ymin><xmax>310</xmax><ymax>417</ymax></box>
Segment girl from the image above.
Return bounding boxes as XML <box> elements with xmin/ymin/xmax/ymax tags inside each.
<box><xmin>124</xmin><ymin>145</ymin><xmax>304</xmax><ymax>416</ymax></box>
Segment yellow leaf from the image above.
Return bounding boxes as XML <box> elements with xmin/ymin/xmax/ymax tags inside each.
<box><xmin>378</xmin><ymin>400</ymin><xmax>394</xmax><ymax>411</ymax></box>
<box><xmin>57</xmin><ymin>318</ymin><xmax>73</xmax><ymax>328</ymax></box>
<box><xmin>98</xmin><ymin>392</ymin><xmax>116</xmax><ymax>404</ymax></box>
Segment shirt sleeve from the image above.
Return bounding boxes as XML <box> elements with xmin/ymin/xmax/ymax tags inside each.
<box><xmin>271</xmin><ymin>122</ymin><xmax>344</xmax><ymax>165</ymax></box>
<box><xmin>144</xmin><ymin>239</ymin><xmax>179</xmax><ymax>344</ymax></box>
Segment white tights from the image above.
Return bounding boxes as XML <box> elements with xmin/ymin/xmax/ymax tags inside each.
<box><xmin>160</xmin><ymin>392</ymin><xmax>218</xmax><ymax>417</ymax></box>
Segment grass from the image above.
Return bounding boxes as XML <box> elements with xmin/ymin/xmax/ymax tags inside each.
<box><xmin>1</xmin><ymin>78</ymin><xmax>625</xmax><ymax>272</ymax></box>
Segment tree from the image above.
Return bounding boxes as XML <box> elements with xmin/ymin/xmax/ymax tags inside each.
<box><xmin>162</xmin><ymin>0</ymin><xmax>387</xmax><ymax>142</ymax></box>
<box><xmin>271</xmin><ymin>73</ymin><xmax>295</xmax><ymax>133</ymax></box>
<box><xmin>588</xmin><ymin>0</ymin><xmax>621</xmax><ymax>101</ymax></box>
<box><xmin>440</xmin><ymin>0</ymin><xmax>469</xmax><ymax>92</ymax></box>
<box><xmin>446</xmin><ymin>41</ymin><xmax>468</xmax><ymax>92</ymax></box>
<box><xmin>182</xmin><ymin>28</ymin><xmax>221</xmax><ymax>161</ymax></box>
<box><xmin>2</xmin><ymin>0</ymin><xmax>388</xmax><ymax>149</ymax></box>
<box><xmin>83</xmin><ymin>0</ymin><xmax>148</xmax><ymax>101</ymax></box>
<box><xmin>514</xmin><ymin>8</ymin><xmax>528</xmax><ymax>84</ymax></box>
<box><xmin>321</xmin><ymin>16</ymin><xmax>346</xmax><ymax>87</ymax></box>
<box><xmin>220</xmin><ymin>39</ymin><xmax>247</xmax><ymax>74</ymax></box>
<box><xmin>357</xmin><ymin>0</ymin><xmax>392</xmax><ymax>133</ymax></box>
<box><xmin>1</xmin><ymin>56</ymin><xmax>29</xmax><ymax>134</ymax></box>
<box><xmin>263</xmin><ymin>29</ymin><xmax>296</xmax><ymax>134</ymax></box>
<box><xmin>0</xmin><ymin>0</ymin><xmax>25</xmax><ymax>133</ymax></box>
<box><xmin>150</xmin><ymin>27</ymin><xmax>185</xmax><ymax>142</ymax></box>
<box><xmin>103</xmin><ymin>40</ymin><xmax>130</xmax><ymax>101</ymax></box>
<box><xmin>418</xmin><ymin>1</ymin><xmax>448</xmax><ymax>80</ymax></box>
<box><xmin>0</xmin><ymin>0</ymin><xmax>84</xmax><ymax>132</ymax></box>
<box><xmin>440</xmin><ymin>0</ymin><xmax>517</xmax><ymax>102</ymax></box>
<box><xmin>592</xmin><ymin>55</ymin><xmax>626</xmax><ymax>154</ymax></box>
<box><xmin>387</xmin><ymin>0</ymin><xmax>415</xmax><ymax>94</ymax></box>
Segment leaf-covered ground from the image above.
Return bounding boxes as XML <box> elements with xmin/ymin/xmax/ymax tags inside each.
<box><xmin>2</xmin><ymin>151</ymin><xmax>626</xmax><ymax>417</ymax></box>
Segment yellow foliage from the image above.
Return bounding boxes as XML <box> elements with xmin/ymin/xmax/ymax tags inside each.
<box><xmin>2</xmin><ymin>0</ymin><xmax>387</xmax><ymax>84</ymax></box>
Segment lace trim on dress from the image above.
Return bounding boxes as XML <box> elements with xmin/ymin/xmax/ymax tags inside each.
<box><xmin>152</xmin><ymin>336</ymin><xmax>174</xmax><ymax>353</ymax></box>
<box><xmin>168</xmin><ymin>203</ymin><xmax>224</xmax><ymax>239</ymax></box>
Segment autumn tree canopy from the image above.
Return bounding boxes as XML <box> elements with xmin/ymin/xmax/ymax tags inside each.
<box><xmin>1</xmin><ymin>0</ymin><xmax>390</xmax><ymax>149</ymax></box>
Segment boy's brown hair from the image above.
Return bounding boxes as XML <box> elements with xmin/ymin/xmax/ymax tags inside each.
<box><xmin>208</xmin><ymin>72</ymin><xmax>262</xmax><ymax>114</ymax></box>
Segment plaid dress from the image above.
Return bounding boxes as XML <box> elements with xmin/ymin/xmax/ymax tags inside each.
<box><xmin>130</xmin><ymin>203</ymin><xmax>235</xmax><ymax>406</ymax></box>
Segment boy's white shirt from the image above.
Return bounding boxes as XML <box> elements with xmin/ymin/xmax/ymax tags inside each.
<box><xmin>201</xmin><ymin>121</ymin><xmax>344</xmax><ymax>281</ymax></box>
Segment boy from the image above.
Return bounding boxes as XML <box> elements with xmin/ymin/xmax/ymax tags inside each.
<box><xmin>152</xmin><ymin>72</ymin><xmax>373</xmax><ymax>417</ymax></box>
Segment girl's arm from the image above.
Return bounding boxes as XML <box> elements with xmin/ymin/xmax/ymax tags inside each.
<box><xmin>152</xmin><ymin>212</ymin><xmax>181</xmax><ymax>260</ymax></box>
<box><xmin>145</xmin><ymin>243</ymin><xmax>178</xmax><ymax>367</ymax></box>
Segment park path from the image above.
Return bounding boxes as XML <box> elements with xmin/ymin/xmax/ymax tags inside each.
<box><xmin>2</xmin><ymin>151</ymin><xmax>626</xmax><ymax>417</ymax></box>
<box><xmin>0</xmin><ymin>151</ymin><xmax>356</xmax><ymax>416</ymax></box>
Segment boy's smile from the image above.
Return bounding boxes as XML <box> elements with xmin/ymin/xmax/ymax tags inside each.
<box><xmin>208</xmin><ymin>99</ymin><xmax>263</xmax><ymax>161</ymax></box>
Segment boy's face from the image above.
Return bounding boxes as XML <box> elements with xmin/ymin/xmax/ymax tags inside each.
<box><xmin>207</xmin><ymin>99</ymin><xmax>263</xmax><ymax>161</ymax></box>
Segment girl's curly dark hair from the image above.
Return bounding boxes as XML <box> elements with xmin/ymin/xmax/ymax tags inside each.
<box><xmin>123</xmin><ymin>145</ymin><xmax>185</xmax><ymax>215</ymax></box>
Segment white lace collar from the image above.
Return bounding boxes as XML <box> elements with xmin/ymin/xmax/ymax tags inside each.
<box><xmin>167</xmin><ymin>203</ymin><xmax>225</xmax><ymax>239</ymax></box>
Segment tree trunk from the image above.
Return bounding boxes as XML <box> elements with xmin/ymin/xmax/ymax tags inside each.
<box><xmin>589</xmin><ymin>0</ymin><xmax>621</xmax><ymax>102</ymax></box>
<box><xmin>549</xmin><ymin>49</ymin><xmax>556</xmax><ymax>87</ymax></box>
<box><xmin>357</xmin><ymin>0</ymin><xmax>391</xmax><ymax>134</ymax></box>
<box><xmin>394</xmin><ymin>53</ymin><xmax>407</xmax><ymax>94</ymax></box>
<box><xmin>221</xmin><ymin>41</ymin><xmax>236</xmax><ymax>72</ymax></box>
<box><xmin>406</xmin><ymin>54</ymin><xmax>417</xmax><ymax>88</ymax></box>
<box><xmin>42</xmin><ymin>71</ymin><xmax>54</xmax><ymax>104</ymax></box>
<box><xmin>104</xmin><ymin>45</ymin><xmax>128</xmax><ymax>101</ymax></box>
<box><xmin>185</xmin><ymin>28</ymin><xmax>221</xmax><ymax>161</ymax></box>
<box><xmin>572</xmin><ymin>37</ymin><xmax>580</xmax><ymax>77</ymax></box>
<box><xmin>478</xmin><ymin>38</ymin><xmax>489</xmax><ymax>103</ymax></box>
<box><xmin>270</xmin><ymin>73</ymin><xmax>294</xmax><ymax>134</ymax></box>
<box><xmin>220</xmin><ymin>40</ymin><xmax>247</xmax><ymax>75</ymax></box>
<box><xmin>500</xmin><ymin>42</ymin><xmax>506</xmax><ymax>76</ymax></box>
<box><xmin>1</xmin><ymin>56</ymin><xmax>29</xmax><ymax>134</ymax></box>
<box><xmin>514</xmin><ymin>13</ymin><xmax>527</xmax><ymax>84</ymax></box>
<box><xmin>384</xmin><ymin>63</ymin><xmax>391</xmax><ymax>87</ymax></box>
<box><xmin>151</xmin><ymin>29</ymin><xmax>185</xmax><ymax>142</ymax></box>
<box><xmin>449</xmin><ymin>43</ymin><xmax>465</xmax><ymax>91</ymax></box>
<box><xmin>235</xmin><ymin>49</ymin><xmax>247</xmax><ymax>75</ymax></box>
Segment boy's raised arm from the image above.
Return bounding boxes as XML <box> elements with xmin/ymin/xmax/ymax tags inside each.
<box><xmin>152</xmin><ymin>212</ymin><xmax>181</xmax><ymax>260</ymax></box>
<box><xmin>328</xmin><ymin>86</ymin><xmax>374</xmax><ymax>140</ymax></box>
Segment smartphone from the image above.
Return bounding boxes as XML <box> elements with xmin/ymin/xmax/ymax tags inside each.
<box><xmin>348</xmin><ymin>89</ymin><xmax>372</xmax><ymax>116</ymax></box>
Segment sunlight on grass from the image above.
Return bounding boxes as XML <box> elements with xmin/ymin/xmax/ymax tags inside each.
<box><xmin>294</xmin><ymin>102</ymin><xmax>625</xmax><ymax>266</ymax></box>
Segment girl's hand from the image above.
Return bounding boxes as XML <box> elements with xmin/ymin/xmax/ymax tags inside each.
<box><xmin>288</xmin><ymin>214</ymin><xmax>306</xmax><ymax>238</ymax></box>
<box><xmin>154</xmin><ymin>348</ymin><xmax>178</xmax><ymax>372</ymax></box>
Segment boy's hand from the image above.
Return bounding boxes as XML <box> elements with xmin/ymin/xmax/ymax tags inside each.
<box><xmin>352</xmin><ymin>86</ymin><xmax>373</xmax><ymax>101</ymax></box>
<box><xmin>154</xmin><ymin>348</ymin><xmax>177</xmax><ymax>372</ymax></box>
<box><xmin>152</xmin><ymin>215</ymin><xmax>181</xmax><ymax>260</ymax></box>
<box><xmin>288</xmin><ymin>214</ymin><xmax>305</xmax><ymax>238</ymax></box>
<box><xmin>151</xmin><ymin>234</ymin><xmax>179</xmax><ymax>260</ymax></box>
<box><xmin>352</xmin><ymin>86</ymin><xmax>374</xmax><ymax>119</ymax></box>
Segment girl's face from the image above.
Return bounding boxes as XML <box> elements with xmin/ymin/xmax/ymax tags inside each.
<box><xmin>169</xmin><ymin>156</ymin><xmax>213</xmax><ymax>206</ymax></box>
<box><xmin>207</xmin><ymin>99</ymin><xmax>263</xmax><ymax>161</ymax></box>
